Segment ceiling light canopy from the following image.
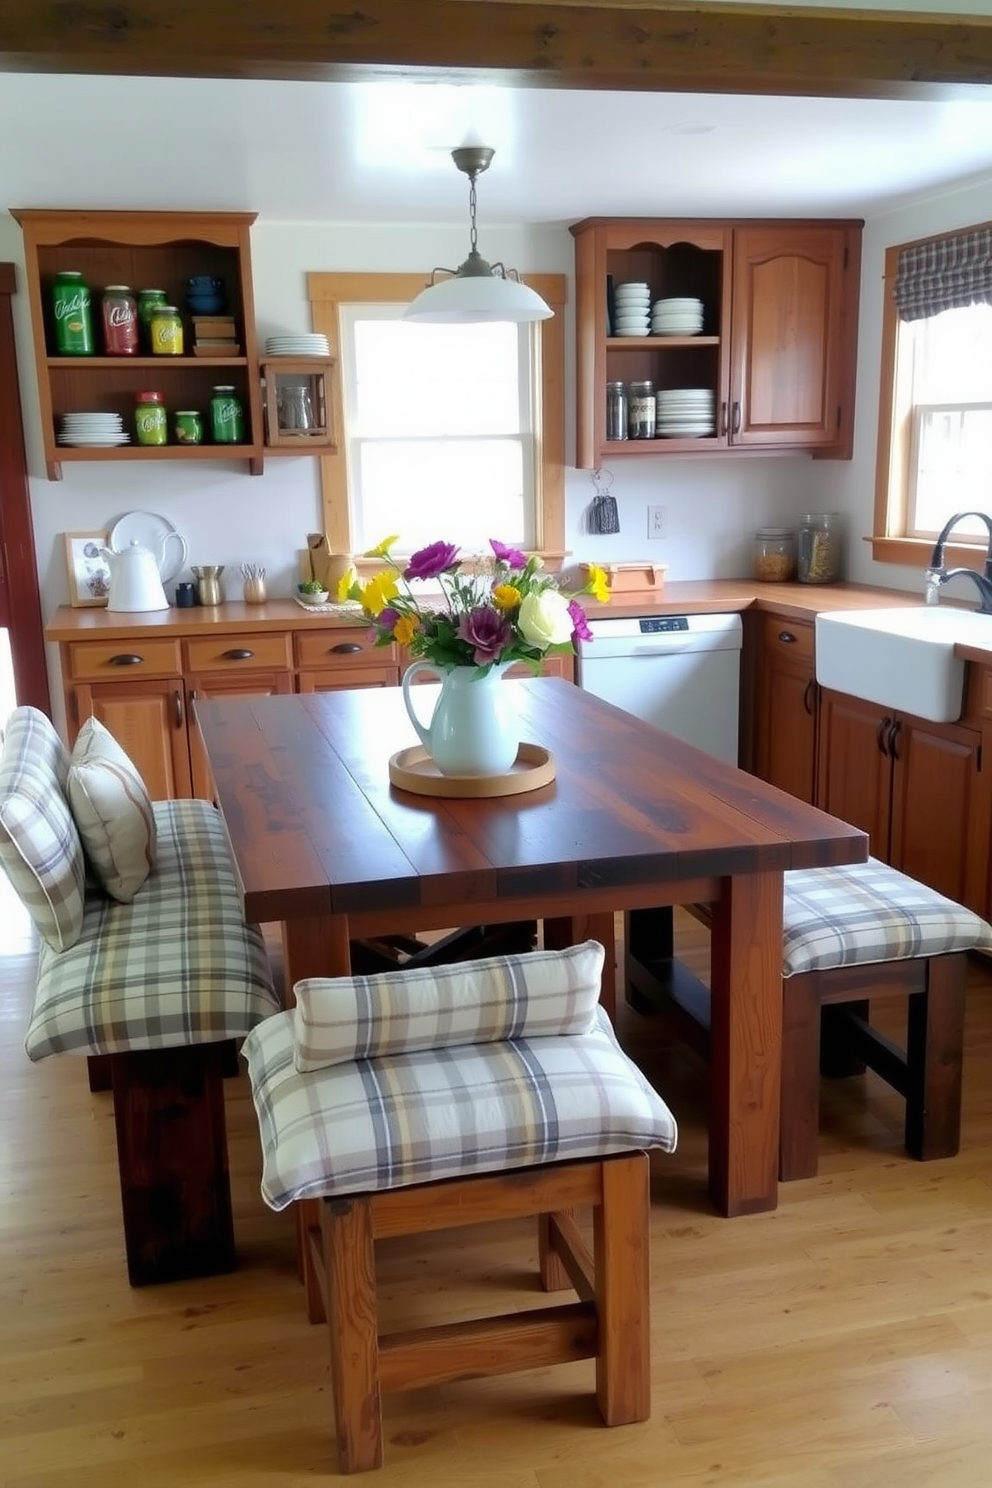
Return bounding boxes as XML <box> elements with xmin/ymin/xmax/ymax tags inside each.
<box><xmin>403</xmin><ymin>146</ymin><xmax>553</xmax><ymax>325</ymax></box>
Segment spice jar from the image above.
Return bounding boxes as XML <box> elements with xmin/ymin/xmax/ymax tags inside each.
<box><xmin>134</xmin><ymin>390</ymin><xmax>167</xmax><ymax>446</ymax></box>
<box><xmin>752</xmin><ymin>527</ymin><xmax>797</xmax><ymax>582</ymax></box>
<box><xmin>797</xmin><ymin>512</ymin><xmax>842</xmax><ymax>584</ymax></box>
<box><xmin>628</xmin><ymin>380</ymin><xmax>656</xmax><ymax>440</ymax></box>
<box><xmin>606</xmin><ymin>381</ymin><xmax>628</xmax><ymax>441</ymax></box>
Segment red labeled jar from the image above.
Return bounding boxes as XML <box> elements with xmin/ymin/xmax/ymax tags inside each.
<box><xmin>101</xmin><ymin>285</ymin><xmax>139</xmax><ymax>356</ymax></box>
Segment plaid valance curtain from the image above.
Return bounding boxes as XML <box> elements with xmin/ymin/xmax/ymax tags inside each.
<box><xmin>894</xmin><ymin>225</ymin><xmax>992</xmax><ymax>321</ymax></box>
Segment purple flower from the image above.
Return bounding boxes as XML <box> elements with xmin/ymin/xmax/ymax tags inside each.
<box><xmin>377</xmin><ymin>607</ymin><xmax>400</xmax><ymax>630</ymax></box>
<box><xmin>457</xmin><ymin>605</ymin><xmax>512</xmax><ymax>665</ymax></box>
<box><xmin>490</xmin><ymin>538</ymin><xmax>527</xmax><ymax>569</ymax></box>
<box><xmin>405</xmin><ymin>541</ymin><xmax>460</xmax><ymax>582</ymax></box>
<box><xmin>568</xmin><ymin>599</ymin><xmax>593</xmax><ymax>644</ymax></box>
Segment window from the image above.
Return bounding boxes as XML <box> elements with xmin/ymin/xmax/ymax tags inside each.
<box><xmin>873</xmin><ymin>223</ymin><xmax>992</xmax><ymax>564</ymax></box>
<box><xmin>308</xmin><ymin>271</ymin><xmax>566</xmax><ymax>566</ymax></box>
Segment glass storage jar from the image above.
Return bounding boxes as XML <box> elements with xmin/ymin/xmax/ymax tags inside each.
<box><xmin>606</xmin><ymin>381</ymin><xmax>628</xmax><ymax>441</ymax></box>
<box><xmin>752</xmin><ymin>527</ymin><xmax>796</xmax><ymax>582</ymax></box>
<box><xmin>628</xmin><ymin>380</ymin><xmax>656</xmax><ymax>439</ymax></box>
<box><xmin>797</xmin><ymin>512</ymin><xmax>842</xmax><ymax>584</ymax></box>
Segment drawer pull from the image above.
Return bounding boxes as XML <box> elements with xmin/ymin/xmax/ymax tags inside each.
<box><xmin>174</xmin><ymin>689</ymin><xmax>183</xmax><ymax>729</ymax></box>
<box><xmin>221</xmin><ymin>648</ymin><xmax>255</xmax><ymax>661</ymax></box>
<box><xmin>331</xmin><ymin>642</ymin><xmax>363</xmax><ymax>655</ymax></box>
<box><xmin>777</xmin><ymin>631</ymin><xmax>797</xmax><ymax>644</ymax></box>
<box><xmin>108</xmin><ymin>653</ymin><xmax>144</xmax><ymax>667</ymax></box>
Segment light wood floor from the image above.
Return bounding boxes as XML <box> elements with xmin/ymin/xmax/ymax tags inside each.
<box><xmin>3</xmin><ymin>894</ymin><xmax>992</xmax><ymax>1486</ymax></box>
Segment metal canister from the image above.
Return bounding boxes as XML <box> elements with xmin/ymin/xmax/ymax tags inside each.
<box><xmin>210</xmin><ymin>385</ymin><xmax>245</xmax><ymax>444</ymax></box>
<box><xmin>149</xmin><ymin>304</ymin><xmax>184</xmax><ymax>356</ymax></box>
<box><xmin>628</xmin><ymin>380</ymin><xmax>656</xmax><ymax>439</ymax></box>
<box><xmin>606</xmin><ymin>381</ymin><xmax>628</xmax><ymax>441</ymax></box>
<box><xmin>51</xmin><ymin>270</ymin><xmax>94</xmax><ymax>355</ymax></box>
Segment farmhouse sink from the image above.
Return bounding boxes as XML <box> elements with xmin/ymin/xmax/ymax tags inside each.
<box><xmin>815</xmin><ymin>606</ymin><xmax>992</xmax><ymax>723</ymax></box>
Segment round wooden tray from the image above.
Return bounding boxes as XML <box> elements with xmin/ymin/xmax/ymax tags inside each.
<box><xmin>388</xmin><ymin>743</ymin><xmax>556</xmax><ymax>798</ymax></box>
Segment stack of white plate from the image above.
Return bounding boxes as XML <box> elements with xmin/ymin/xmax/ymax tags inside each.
<box><xmin>651</xmin><ymin>297</ymin><xmax>705</xmax><ymax>336</ymax></box>
<box><xmin>612</xmin><ymin>282</ymin><xmax>651</xmax><ymax>337</ymax></box>
<box><xmin>265</xmin><ymin>333</ymin><xmax>330</xmax><ymax>356</ymax></box>
<box><xmin>655</xmin><ymin>387</ymin><xmax>716</xmax><ymax>438</ymax></box>
<box><xmin>58</xmin><ymin>412</ymin><xmax>130</xmax><ymax>447</ymax></box>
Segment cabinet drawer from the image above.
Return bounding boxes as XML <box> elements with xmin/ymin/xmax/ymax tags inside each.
<box><xmin>184</xmin><ymin>632</ymin><xmax>292</xmax><ymax>673</ymax></box>
<box><xmin>763</xmin><ymin>616</ymin><xmax>814</xmax><ymax>663</ymax></box>
<box><xmin>295</xmin><ymin>628</ymin><xmax>396</xmax><ymax>670</ymax></box>
<box><xmin>67</xmin><ymin>638</ymin><xmax>182</xmax><ymax>681</ymax></box>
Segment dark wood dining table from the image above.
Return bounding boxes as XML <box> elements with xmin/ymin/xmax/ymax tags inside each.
<box><xmin>194</xmin><ymin>677</ymin><xmax>867</xmax><ymax>1217</ymax></box>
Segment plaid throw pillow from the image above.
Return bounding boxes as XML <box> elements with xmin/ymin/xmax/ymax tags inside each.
<box><xmin>67</xmin><ymin>716</ymin><xmax>157</xmax><ymax>903</ymax></box>
<box><xmin>292</xmin><ymin>939</ymin><xmax>605</xmax><ymax>1071</ymax></box>
<box><xmin>0</xmin><ymin>706</ymin><xmax>86</xmax><ymax>951</ymax></box>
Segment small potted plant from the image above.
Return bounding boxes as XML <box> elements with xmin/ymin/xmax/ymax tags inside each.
<box><xmin>297</xmin><ymin>578</ymin><xmax>330</xmax><ymax>605</ymax></box>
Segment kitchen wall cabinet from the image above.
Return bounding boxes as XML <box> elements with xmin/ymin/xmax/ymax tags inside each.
<box><xmin>752</xmin><ymin>612</ymin><xmax>817</xmax><ymax>803</ymax></box>
<box><xmin>570</xmin><ymin>216</ymin><xmax>862</xmax><ymax>470</ymax></box>
<box><xmin>816</xmin><ymin>688</ymin><xmax>989</xmax><ymax>913</ymax></box>
<box><xmin>11</xmin><ymin>209</ymin><xmax>264</xmax><ymax>481</ymax></box>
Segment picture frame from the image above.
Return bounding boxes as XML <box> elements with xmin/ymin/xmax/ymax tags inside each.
<box><xmin>63</xmin><ymin>530</ymin><xmax>111</xmax><ymax>607</ymax></box>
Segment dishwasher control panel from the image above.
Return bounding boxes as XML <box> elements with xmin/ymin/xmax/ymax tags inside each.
<box><xmin>638</xmin><ymin>616</ymin><xmax>689</xmax><ymax>633</ymax></box>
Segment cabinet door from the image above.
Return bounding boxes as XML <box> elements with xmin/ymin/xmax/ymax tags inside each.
<box><xmin>296</xmin><ymin>627</ymin><xmax>400</xmax><ymax>691</ymax></box>
<box><xmin>729</xmin><ymin>227</ymin><xmax>852</xmax><ymax>450</ymax></box>
<box><xmin>72</xmin><ymin>678</ymin><xmax>192</xmax><ymax>800</ymax></box>
<box><xmin>816</xmin><ymin>688</ymin><xmax>892</xmax><ymax>857</ymax></box>
<box><xmin>753</xmin><ymin>615</ymin><xmax>816</xmax><ymax>802</ymax></box>
<box><xmin>187</xmin><ymin>669</ymin><xmax>293</xmax><ymax>798</ymax></box>
<box><xmin>888</xmin><ymin>714</ymin><xmax>988</xmax><ymax>911</ymax></box>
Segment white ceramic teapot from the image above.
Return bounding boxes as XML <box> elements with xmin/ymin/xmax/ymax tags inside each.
<box><xmin>100</xmin><ymin>540</ymin><xmax>170</xmax><ymax>612</ymax></box>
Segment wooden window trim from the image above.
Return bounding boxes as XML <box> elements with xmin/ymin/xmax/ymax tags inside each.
<box><xmin>307</xmin><ymin>271</ymin><xmax>567</xmax><ymax>565</ymax></box>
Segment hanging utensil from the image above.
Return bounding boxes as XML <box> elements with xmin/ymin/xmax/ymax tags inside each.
<box><xmin>588</xmin><ymin>468</ymin><xmax>620</xmax><ymax>534</ymax></box>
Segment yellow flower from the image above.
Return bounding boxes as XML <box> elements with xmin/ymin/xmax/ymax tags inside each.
<box><xmin>365</xmin><ymin>535</ymin><xmax>399</xmax><ymax>560</ymax></box>
<box><xmin>393</xmin><ymin>614</ymin><xmax>420</xmax><ymax>646</ymax></box>
<box><xmin>335</xmin><ymin>566</ymin><xmax>358</xmax><ymax>603</ymax></box>
<box><xmin>586</xmin><ymin>564</ymin><xmax>610</xmax><ymax>604</ymax></box>
<box><xmin>361</xmin><ymin>570</ymin><xmax>399</xmax><ymax>614</ymax></box>
<box><xmin>492</xmin><ymin>583</ymin><xmax>522</xmax><ymax>612</ymax></box>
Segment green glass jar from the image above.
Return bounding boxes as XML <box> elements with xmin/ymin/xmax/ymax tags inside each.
<box><xmin>51</xmin><ymin>270</ymin><xmax>95</xmax><ymax>355</ymax></box>
<box><xmin>136</xmin><ymin>288</ymin><xmax>168</xmax><ymax>352</ymax></box>
<box><xmin>210</xmin><ymin>385</ymin><xmax>245</xmax><ymax>444</ymax></box>
<box><xmin>134</xmin><ymin>390</ymin><xmax>168</xmax><ymax>447</ymax></box>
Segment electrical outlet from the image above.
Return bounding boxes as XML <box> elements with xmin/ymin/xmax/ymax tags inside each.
<box><xmin>647</xmin><ymin>504</ymin><xmax>666</xmax><ymax>539</ymax></box>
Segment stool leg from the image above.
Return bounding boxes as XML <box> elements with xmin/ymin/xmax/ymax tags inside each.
<box><xmin>905</xmin><ymin>955</ymin><xmax>966</xmax><ymax>1162</ymax></box>
<box><xmin>594</xmin><ymin>1154</ymin><xmax>650</xmax><ymax>1425</ymax></box>
<box><xmin>538</xmin><ymin>1210</ymin><xmax>575</xmax><ymax>1292</ymax></box>
<box><xmin>779</xmin><ymin>974</ymin><xmax>822</xmax><ymax>1182</ymax></box>
<box><xmin>324</xmin><ymin>1196</ymin><xmax>382</xmax><ymax>1474</ymax></box>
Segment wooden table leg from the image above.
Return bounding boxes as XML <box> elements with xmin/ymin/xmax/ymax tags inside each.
<box><xmin>708</xmin><ymin>870</ymin><xmax>783</xmax><ymax>1217</ymax></box>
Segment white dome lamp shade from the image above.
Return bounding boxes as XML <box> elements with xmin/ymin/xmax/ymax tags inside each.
<box><xmin>403</xmin><ymin>146</ymin><xmax>553</xmax><ymax>325</ymax></box>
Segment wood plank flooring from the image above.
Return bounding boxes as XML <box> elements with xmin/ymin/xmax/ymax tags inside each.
<box><xmin>2</xmin><ymin>894</ymin><xmax>992</xmax><ymax>1485</ymax></box>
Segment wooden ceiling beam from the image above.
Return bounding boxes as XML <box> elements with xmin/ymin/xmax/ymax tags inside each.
<box><xmin>0</xmin><ymin>1</ymin><xmax>991</xmax><ymax>100</ymax></box>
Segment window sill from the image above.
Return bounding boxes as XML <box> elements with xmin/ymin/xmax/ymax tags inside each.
<box><xmin>868</xmin><ymin>535</ymin><xmax>989</xmax><ymax>569</ymax></box>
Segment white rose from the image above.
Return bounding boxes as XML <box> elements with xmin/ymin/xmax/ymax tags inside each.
<box><xmin>518</xmin><ymin>588</ymin><xmax>572</xmax><ymax>648</ymax></box>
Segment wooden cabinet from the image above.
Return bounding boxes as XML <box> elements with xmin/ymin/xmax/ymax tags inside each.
<box><xmin>11</xmin><ymin>209</ymin><xmax>264</xmax><ymax>480</ymax></box>
<box><xmin>569</xmin><ymin>217</ymin><xmax>862</xmax><ymax>469</ymax></box>
<box><xmin>72</xmin><ymin>677</ymin><xmax>193</xmax><ymax>801</ymax></box>
<box><xmin>296</xmin><ymin>628</ymin><xmax>400</xmax><ymax>691</ymax></box>
<box><xmin>752</xmin><ymin>612</ymin><xmax>817</xmax><ymax>803</ymax></box>
<box><xmin>260</xmin><ymin>357</ymin><xmax>336</xmax><ymax>452</ymax></box>
<box><xmin>185</xmin><ymin>632</ymin><xmax>295</xmax><ymax>797</ymax></box>
<box><xmin>816</xmin><ymin>688</ymin><xmax>990</xmax><ymax>912</ymax></box>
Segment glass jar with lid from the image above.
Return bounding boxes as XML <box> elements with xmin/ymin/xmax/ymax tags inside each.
<box><xmin>797</xmin><ymin>512</ymin><xmax>842</xmax><ymax>584</ymax></box>
<box><xmin>752</xmin><ymin>526</ymin><xmax>796</xmax><ymax>582</ymax></box>
<box><xmin>628</xmin><ymin>380</ymin><xmax>656</xmax><ymax>440</ymax></box>
<box><xmin>606</xmin><ymin>381</ymin><xmax>628</xmax><ymax>441</ymax></box>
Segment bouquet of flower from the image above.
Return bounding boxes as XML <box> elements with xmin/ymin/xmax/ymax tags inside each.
<box><xmin>337</xmin><ymin>537</ymin><xmax>610</xmax><ymax>673</ymax></box>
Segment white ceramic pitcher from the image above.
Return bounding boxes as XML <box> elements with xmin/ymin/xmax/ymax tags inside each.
<box><xmin>99</xmin><ymin>540</ymin><xmax>170</xmax><ymax>612</ymax></box>
<box><xmin>401</xmin><ymin>662</ymin><xmax>518</xmax><ymax>776</ymax></box>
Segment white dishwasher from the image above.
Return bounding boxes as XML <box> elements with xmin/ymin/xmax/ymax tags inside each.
<box><xmin>576</xmin><ymin>613</ymin><xmax>743</xmax><ymax>765</ymax></box>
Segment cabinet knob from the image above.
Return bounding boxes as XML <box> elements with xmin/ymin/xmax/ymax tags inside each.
<box><xmin>876</xmin><ymin>716</ymin><xmax>893</xmax><ymax>755</ymax></box>
<box><xmin>330</xmin><ymin>642</ymin><xmax>362</xmax><ymax>655</ymax></box>
<box><xmin>732</xmin><ymin>401</ymin><xmax>742</xmax><ymax>433</ymax></box>
<box><xmin>174</xmin><ymin>689</ymin><xmax>184</xmax><ymax>729</ymax></box>
<box><xmin>221</xmin><ymin>648</ymin><xmax>255</xmax><ymax>661</ymax></box>
<box><xmin>108</xmin><ymin>653</ymin><xmax>144</xmax><ymax>666</ymax></box>
<box><xmin>778</xmin><ymin>631</ymin><xmax>797</xmax><ymax>644</ymax></box>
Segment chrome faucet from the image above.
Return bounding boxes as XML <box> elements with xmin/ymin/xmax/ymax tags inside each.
<box><xmin>924</xmin><ymin>510</ymin><xmax>992</xmax><ymax>612</ymax></box>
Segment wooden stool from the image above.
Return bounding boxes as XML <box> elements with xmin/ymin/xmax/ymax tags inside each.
<box><xmin>626</xmin><ymin>858</ymin><xmax>992</xmax><ymax>1180</ymax></box>
<box><xmin>303</xmin><ymin>1154</ymin><xmax>649</xmax><ymax>1473</ymax></box>
<box><xmin>240</xmin><ymin>940</ymin><xmax>678</xmax><ymax>1473</ymax></box>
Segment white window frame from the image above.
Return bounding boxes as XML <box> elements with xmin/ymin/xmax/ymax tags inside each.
<box><xmin>308</xmin><ymin>271</ymin><xmax>566</xmax><ymax>570</ymax></box>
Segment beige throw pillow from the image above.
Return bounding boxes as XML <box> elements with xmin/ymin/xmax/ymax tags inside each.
<box><xmin>67</xmin><ymin>717</ymin><xmax>157</xmax><ymax>902</ymax></box>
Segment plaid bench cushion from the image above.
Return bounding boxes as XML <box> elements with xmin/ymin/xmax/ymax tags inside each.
<box><xmin>25</xmin><ymin>798</ymin><xmax>280</xmax><ymax>1059</ymax></box>
<box><xmin>243</xmin><ymin>1005</ymin><xmax>678</xmax><ymax>1211</ymax></box>
<box><xmin>293</xmin><ymin>938</ymin><xmax>604</xmax><ymax>1072</ymax></box>
<box><xmin>0</xmin><ymin>706</ymin><xmax>86</xmax><ymax>952</ymax></box>
<box><xmin>783</xmin><ymin>857</ymin><xmax>992</xmax><ymax>977</ymax></box>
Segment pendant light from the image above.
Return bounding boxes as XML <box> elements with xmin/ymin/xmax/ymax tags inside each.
<box><xmin>403</xmin><ymin>146</ymin><xmax>553</xmax><ymax>324</ymax></box>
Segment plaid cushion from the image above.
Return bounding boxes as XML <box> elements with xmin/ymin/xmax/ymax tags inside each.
<box><xmin>0</xmin><ymin>706</ymin><xmax>86</xmax><ymax>952</ymax></box>
<box><xmin>293</xmin><ymin>939</ymin><xmax>604</xmax><ymax>1072</ymax></box>
<box><xmin>243</xmin><ymin>1005</ymin><xmax>678</xmax><ymax>1211</ymax></box>
<box><xmin>24</xmin><ymin>798</ymin><xmax>279</xmax><ymax>1059</ymax></box>
<box><xmin>783</xmin><ymin>857</ymin><xmax>992</xmax><ymax>976</ymax></box>
<box><xmin>66</xmin><ymin>716</ymin><xmax>157</xmax><ymax>904</ymax></box>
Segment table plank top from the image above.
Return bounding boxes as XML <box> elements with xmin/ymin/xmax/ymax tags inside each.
<box><xmin>194</xmin><ymin>678</ymin><xmax>867</xmax><ymax>924</ymax></box>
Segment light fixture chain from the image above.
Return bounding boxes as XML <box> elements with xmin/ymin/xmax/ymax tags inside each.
<box><xmin>468</xmin><ymin>170</ymin><xmax>479</xmax><ymax>256</ymax></box>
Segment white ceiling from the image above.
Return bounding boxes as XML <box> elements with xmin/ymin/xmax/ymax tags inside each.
<box><xmin>4</xmin><ymin>73</ymin><xmax>992</xmax><ymax>225</ymax></box>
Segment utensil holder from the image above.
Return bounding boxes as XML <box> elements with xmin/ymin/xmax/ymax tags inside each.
<box><xmin>243</xmin><ymin>577</ymin><xmax>267</xmax><ymax>605</ymax></box>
